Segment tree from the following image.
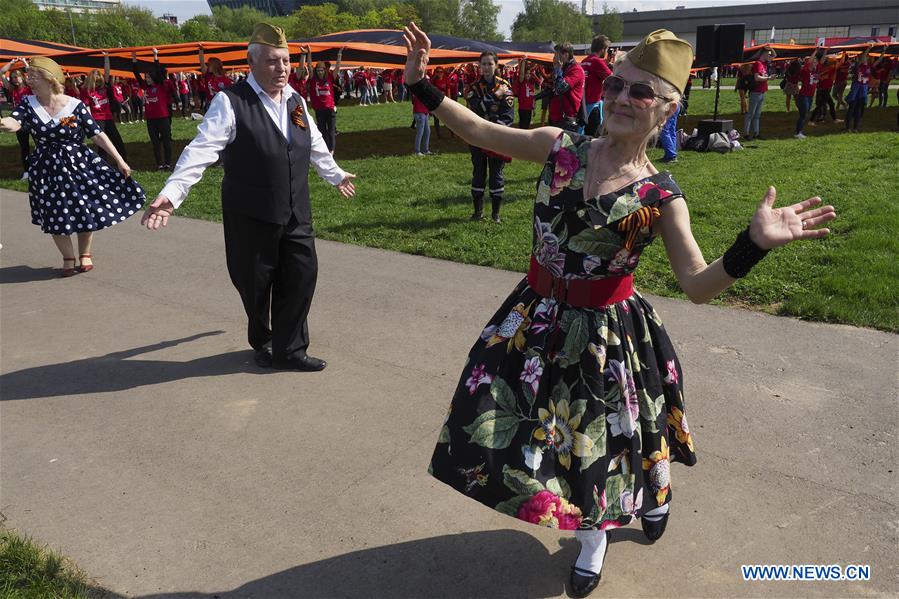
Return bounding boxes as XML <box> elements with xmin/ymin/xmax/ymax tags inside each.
<box><xmin>284</xmin><ymin>3</ymin><xmax>360</xmax><ymax>39</ymax></box>
<box><xmin>511</xmin><ymin>0</ymin><xmax>593</xmax><ymax>44</ymax></box>
<box><xmin>457</xmin><ymin>0</ymin><xmax>502</xmax><ymax>41</ymax></box>
<box><xmin>405</xmin><ymin>0</ymin><xmax>461</xmax><ymax>36</ymax></box>
<box><xmin>594</xmin><ymin>3</ymin><xmax>623</xmax><ymax>42</ymax></box>
<box><xmin>211</xmin><ymin>5</ymin><xmax>271</xmax><ymax>40</ymax></box>
<box><xmin>181</xmin><ymin>15</ymin><xmax>229</xmax><ymax>42</ymax></box>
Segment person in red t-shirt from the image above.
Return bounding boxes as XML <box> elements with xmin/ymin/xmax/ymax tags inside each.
<box><xmin>132</xmin><ymin>48</ymin><xmax>174</xmax><ymax>170</ymax></box>
<box><xmin>845</xmin><ymin>44</ymin><xmax>877</xmax><ymax>132</ymax></box>
<box><xmin>446</xmin><ymin>67</ymin><xmax>460</xmax><ymax>101</ymax></box>
<box><xmin>288</xmin><ymin>49</ymin><xmax>310</xmax><ymax>101</ymax></box>
<box><xmin>432</xmin><ymin>67</ymin><xmax>450</xmax><ymax>137</ymax></box>
<box><xmin>581</xmin><ymin>34</ymin><xmax>613</xmax><ymax>135</ymax></box>
<box><xmin>794</xmin><ymin>49</ymin><xmax>819</xmax><ymax>138</ymax></box>
<box><xmin>412</xmin><ymin>75</ymin><xmax>431</xmax><ymax>155</ymax></box>
<box><xmin>812</xmin><ymin>52</ymin><xmax>843</xmax><ymax>123</ymax></box>
<box><xmin>873</xmin><ymin>55</ymin><xmax>893</xmax><ymax>107</ymax></box>
<box><xmin>832</xmin><ymin>53</ymin><xmax>850</xmax><ymax>109</ymax></box>
<box><xmin>1</xmin><ymin>58</ymin><xmax>33</xmax><ymax>177</ymax></box>
<box><xmin>175</xmin><ymin>72</ymin><xmax>191</xmax><ymax>118</ymax></box>
<box><xmin>513</xmin><ymin>56</ymin><xmax>542</xmax><ymax>129</ymax></box>
<box><xmin>382</xmin><ymin>69</ymin><xmax>395</xmax><ymax>102</ymax></box>
<box><xmin>80</xmin><ymin>56</ymin><xmax>128</xmax><ymax>164</ymax></box>
<box><xmin>743</xmin><ymin>45</ymin><xmax>776</xmax><ymax>140</ymax></box>
<box><xmin>309</xmin><ymin>48</ymin><xmax>343</xmax><ymax>153</ymax></box>
<box><xmin>199</xmin><ymin>48</ymin><xmax>233</xmax><ymax>107</ymax></box>
<box><xmin>548</xmin><ymin>42</ymin><xmax>585</xmax><ymax>132</ymax></box>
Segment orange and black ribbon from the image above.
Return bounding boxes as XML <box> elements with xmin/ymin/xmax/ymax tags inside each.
<box><xmin>59</xmin><ymin>115</ymin><xmax>78</xmax><ymax>128</ymax></box>
<box><xmin>617</xmin><ymin>206</ymin><xmax>661</xmax><ymax>250</ymax></box>
<box><xmin>290</xmin><ymin>104</ymin><xmax>306</xmax><ymax>129</ymax></box>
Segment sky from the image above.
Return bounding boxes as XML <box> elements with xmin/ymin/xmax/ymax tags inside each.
<box><xmin>124</xmin><ymin>1</ymin><xmax>821</xmax><ymax>40</ymax></box>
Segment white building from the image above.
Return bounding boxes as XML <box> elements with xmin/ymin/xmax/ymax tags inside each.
<box><xmin>605</xmin><ymin>0</ymin><xmax>899</xmax><ymax>48</ymax></box>
<box><xmin>32</xmin><ymin>0</ymin><xmax>122</xmax><ymax>13</ymax></box>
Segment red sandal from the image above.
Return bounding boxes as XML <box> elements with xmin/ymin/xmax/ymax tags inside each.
<box><xmin>78</xmin><ymin>254</ymin><xmax>93</xmax><ymax>273</ymax></box>
<box><xmin>61</xmin><ymin>257</ymin><xmax>78</xmax><ymax>278</ymax></box>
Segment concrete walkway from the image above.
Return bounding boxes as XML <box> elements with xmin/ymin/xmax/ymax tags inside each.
<box><xmin>1</xmin><ymin>188</ymin><xmax>895</xmax><ymax>598</ymax></box>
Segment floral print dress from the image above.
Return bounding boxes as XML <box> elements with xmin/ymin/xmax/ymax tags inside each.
<box><xmin>429</xmin><ymin>132</ymin><xmax>697</xmax><ymax>531</ymax></box>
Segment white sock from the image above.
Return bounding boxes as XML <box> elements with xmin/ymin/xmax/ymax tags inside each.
<box><xmin>643</xmin><ymin>503</ymin><xmax>670</xmax><ymax>521</ymax></box>
<box><xmin>574</xmin><ymin>529</ymin><xmax>608</xmax><ymax>575</ymax></box>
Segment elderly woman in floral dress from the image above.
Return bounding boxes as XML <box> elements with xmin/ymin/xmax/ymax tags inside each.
<box><xmin>402</xmin><ymin>23</ymin><xmax>837</xmax><ymax>596</ymax></box>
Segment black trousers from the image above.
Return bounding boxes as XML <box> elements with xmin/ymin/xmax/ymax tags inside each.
<box><xmin>469</xmin><ymin>146</ymin><xmax>505</xmax><ymax>216</ymax></box>
<box><xmin>315</xmin><ymin>108</ymin><xmax>336</xmax><ymax>152</ymax></box>
<box><xmin>16</xmin><ymin>128</ymin><xmax>30</xmax><ymax>171</ymax></box>
<box><xmin>813</xmin><ymin>87</ymin><xmax>836</xmax><ymax>121</ymax></box>
<box><xmin>96</xmin><ymin>118</ymin><xmax>127</xmax><ymax>164</ymax></box>
<box><xmin>518</xmin><ymin>108</ymin><xmax>532</xmax><ymax>129</ymax></box>
<box><xmin>131</xmin><ymin>97</ymin><xmax>143</xmax><ymax>120</ymax></box>
<box><xmin>180</xmin><ymin>93</ymin><xmax>190</xmax><ymax>117</ymax></box>
<box><xmin>222</xmin><ymin>210</ymin><xmax>318</xmax><ymax>361</ymax></box>
<box><xmin>146</xmin><ymin>117</ymin><xmax>172</xmax><ymax>166</ymax></box>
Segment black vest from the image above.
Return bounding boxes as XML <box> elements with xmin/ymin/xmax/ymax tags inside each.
<box><xmin>221</xmin><ymin>81</ymin><xmax>312</xmax><ymax>225</ymax></box>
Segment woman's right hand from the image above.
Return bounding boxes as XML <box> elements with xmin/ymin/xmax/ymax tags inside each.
<box><xmin>402</xmin><ymin>22</ymin><xmax>430</xmax><ymax>85</ymax></box>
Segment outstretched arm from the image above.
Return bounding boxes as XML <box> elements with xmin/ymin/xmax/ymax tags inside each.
<box><xmin>657</xmin><ymin>187</ymin><xmax>836</xmax><ymax>304</ymax></box>
<box><xmin>403</xmin><ymin>23</ymin><xmax>558</xmax><ymax>164</ymax></box>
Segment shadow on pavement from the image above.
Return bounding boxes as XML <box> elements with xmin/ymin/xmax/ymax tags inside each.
<box><xmin>0</xmin><ymin>331</ymin><xmax>270</xmax><ymax>401</ymax></box>
<box><xmin>135</xmin><ymin>529</ymin><xmax>652</xmax><ymax>599</ymax></box>
<box><xmin>0</xmin><ymin>264</ymin><xmax>61</xmax><ymax>284</ymax></box>
<box><xmin>138</xmin><ymin>529</ymin><xmax>574</xmax><ymax>599</ymax></box>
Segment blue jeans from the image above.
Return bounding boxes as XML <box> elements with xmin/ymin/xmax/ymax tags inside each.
<box><xmin>414</xmin><ymin>112</ymin><xmax>430</xmax><ymax>153</ymax></box>
<box><xmin>744</xmin><ymin>92</ymin><xmax>765</xmax><ymax>136</ymax></box>
<box><xmin>795</xmin><ymin>95</ymin><xmax>812</xmax><ymax>134</ymax></box>
<box><xmin>660</xmin><ymin>103</ymin><xmax>680</xmax><ymax>159</ymax></box>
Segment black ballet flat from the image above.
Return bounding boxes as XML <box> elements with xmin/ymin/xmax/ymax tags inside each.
<box><xmin>641</xmin><ymin>511</ymin><xmax>670</xmax><ymax>543</ymax></box>
<box><xmin>569</xmin><ymin>539</ymin><xmax>608</xmax><ymax>598</ymax></box>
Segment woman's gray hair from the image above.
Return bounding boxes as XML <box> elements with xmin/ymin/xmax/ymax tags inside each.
<box><xmin>598</xmin><ymin>57</ymin><xmax>683</xmax><ymax>148</ymax></box>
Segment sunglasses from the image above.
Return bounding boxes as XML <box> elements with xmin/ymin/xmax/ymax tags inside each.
<box><xmin>602</xmin><ymin>75</ymin><xmax>671</xmax><ymax>107</ymax></box>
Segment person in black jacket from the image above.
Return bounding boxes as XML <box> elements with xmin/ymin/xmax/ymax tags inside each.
<box><xmin>465</xmin><ymin>51</ymin><xmax>515</xmax><ymax>223</ymax></box>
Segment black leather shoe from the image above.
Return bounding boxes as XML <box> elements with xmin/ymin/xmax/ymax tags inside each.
<box><xmin>273</xmin><ymin>354</ymin><xmax>327</xmax><ymax>372</ymax></box>
<box><xmin>469</xmin><ymin>212</ymin><xmax>484</xmax><ymax>221</ymax></box>
<box><xmin>641</xmin><ymin>510</ymin><xmax>669</xmax><ymax>543</ymax></box>
<box><xmin>491</xmin><ymin>214</ymin><xmax>502</xmax><ymax>223</ymax></box>
<box><xmin>254</xmin><ymin>347</ymin><xmax>273</xmax><ymax>368</ymax></box>
<box><xmin>569</xmin><ymin>540</ymin><xmax>608</xmax><ymax>598</ymax></box>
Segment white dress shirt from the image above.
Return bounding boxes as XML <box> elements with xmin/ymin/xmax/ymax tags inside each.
<box><xmin>160</xmin><ymin>73</ymin><xmax>347</xmax><ymax>209</ymax></box>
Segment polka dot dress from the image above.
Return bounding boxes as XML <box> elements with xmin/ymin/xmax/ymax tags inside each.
<box><xmin>11</xmin><ymin>96</ymin><xmax>145</xmax><ymax>235</ymax></box>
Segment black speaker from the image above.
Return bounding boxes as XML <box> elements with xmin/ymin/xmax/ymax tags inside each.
<box><xmin>695</xmin><ymin>25</ymin><xmax>718</xmax><ymax>66</ymax></box>
<box><xmin>695</xmin><ymin>23</ymin><xmax>746</xmax><ymax>67</ymax></box>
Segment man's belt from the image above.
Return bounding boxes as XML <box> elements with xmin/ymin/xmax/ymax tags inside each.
<box><xmin>527</xmin><ymin>256</ymin><xmax>633</xmax><ymax>308</ymax></box>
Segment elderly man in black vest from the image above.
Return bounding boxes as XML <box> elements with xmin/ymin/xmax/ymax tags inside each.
<box><xmin>142</xmin><ymin>23</ymin><xmax>356</xmax><ymax>371</ymax></box>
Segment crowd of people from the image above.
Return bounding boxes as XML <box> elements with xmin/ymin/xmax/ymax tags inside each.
<box><xmin>3</xmin><ymin>40</ymin><xmax>895</xmax><ymax>182</ymax></box>
<box><xmin>735</xmin><ymin>42</ymin><xmax>895</xmax><ymax>139</ymax></box>
<box><xmin>0</xmin><ymin>21</ymin><xmax>848</xmax><ymax>597</ymax></box>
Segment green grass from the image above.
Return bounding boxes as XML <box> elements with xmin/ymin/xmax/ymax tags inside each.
<box><xmin>2</xmin><ymin>98</ymin><xmax>898</xmax><ymax>332</ymax></box>
<box><xmin>0</xmin><ymin>528</ymin><xmax>110</xmax><ymax>598</ymax></box>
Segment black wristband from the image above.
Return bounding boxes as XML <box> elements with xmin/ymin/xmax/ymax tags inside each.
<box><xmin>722</xmin><ymin>227</ymin><xmax>770</xmax><ymax>279</ymax></box>
<box><xmin>409</xmin><ymin>78</ymin><xmax>445</xmax><ymax>111</ymax></box>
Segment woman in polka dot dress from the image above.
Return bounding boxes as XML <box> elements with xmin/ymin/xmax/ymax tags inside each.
<box><xmin>0</xmin><ymin>57</ymin><xmax>144</xmax><ymax>277</ymax></box>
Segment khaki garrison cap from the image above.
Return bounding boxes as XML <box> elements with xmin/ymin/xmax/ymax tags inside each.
<box><xmin>29</xmin><ymin>56</ymin><xmax>65</xmax><ymax>84</ymax></box>
<box><xmin>625</xmin><ymin>29</ymin><xmax>693</xmax><ymax>94</ymax></box>
<box><xmin>249</xmin><ymin>22</ymin><xmax>288</xmax><ymax>49</ymax></box>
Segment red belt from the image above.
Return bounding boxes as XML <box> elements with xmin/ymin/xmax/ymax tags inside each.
<box><xmin>527</xmin><ymin>256</ymin><xmax>634</xmax><ymax>308</ymax></box>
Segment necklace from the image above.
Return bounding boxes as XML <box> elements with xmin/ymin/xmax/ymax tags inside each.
<box><xmin>586</xmin><ymin>140</ymin><xmax>651</xmax><ymax>198</ymax></box>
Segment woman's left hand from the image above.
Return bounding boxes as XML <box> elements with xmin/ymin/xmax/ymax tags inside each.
<box><xmin>749</xmin><ymin>186</ymin><xmax>836</xmax><ymax>250</ymax></box>
<box><xmin>117</xmin><ymin>160</ymin><xmax>132</xmax><ymax>179</ymax></box>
